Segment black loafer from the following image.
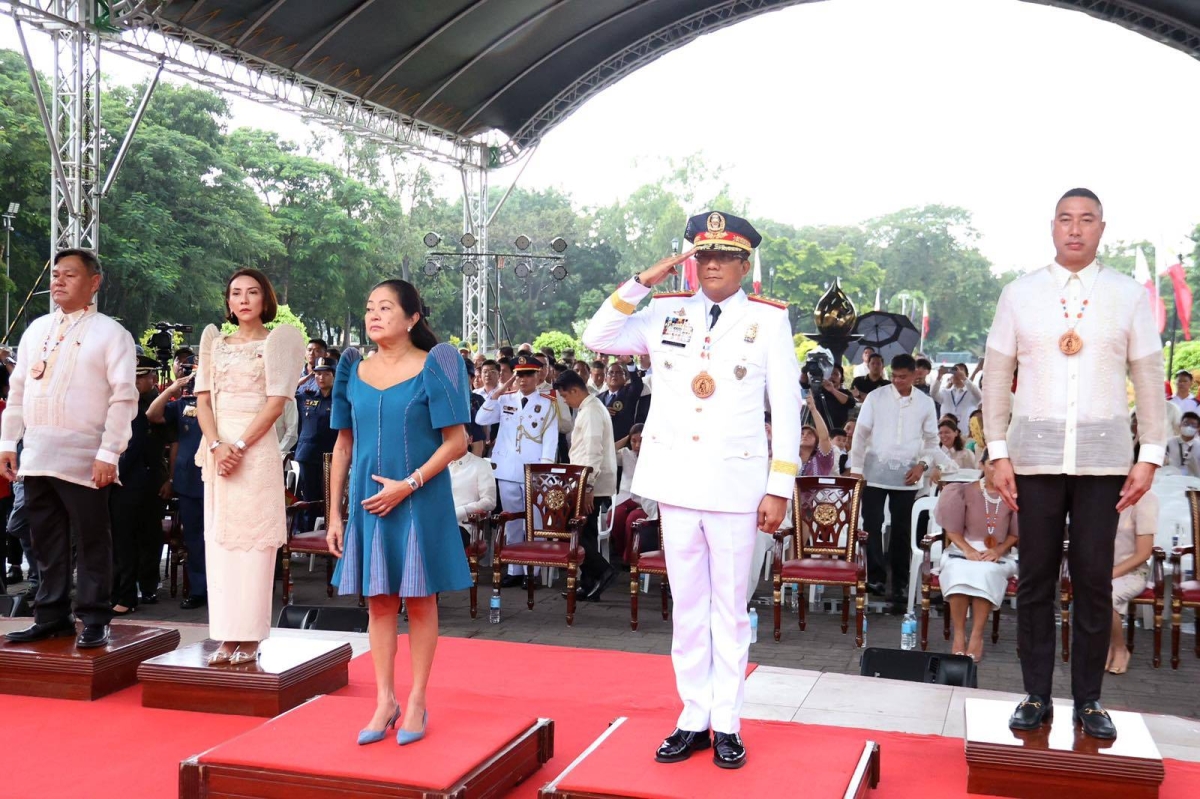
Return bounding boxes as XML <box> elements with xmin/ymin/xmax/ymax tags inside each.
<box><xmin>1008</xmin><ymin>694</ymin><xmax>1054</xmax><ymax>731</ymax></box>
<box><xmin>179</xmin><ymin>595</ymin><xmax>207</xmax><ymax>610</ymax></box>
<box><xmin>866</xmin><ymin>581</ymin><xmax>887</xmax><ymax>597</ymax></box>
<box><xmin>4</xmin><ymin>617</ymin><xmax>76</xmax><ymax>643</ymax></box>
<box><xmin>76</xmin><ymin>624</ymin><xmax>110</xmax><ymax>649</ymax></box>
<box><xmin>140</xmin><ymin>593</ymin><xmax>159</xmax><ymax>605</ymax></box>
<box><xmin>500</xmin><ymin>575</ymin><xmax>524</xmax><ymax>589</ymax></box>
<box><xmin>654</xmin><ymin>728</ymin><xmax>711</xmax><ymax>763</ymax></box>
<box><xmin>712</xmin><ymin>732</ymin><xmax>746</xmax><ymax>769</ymax></box>
<box><xmin>1073</xmin><ymin>701</ymin><xmax>1117</xmax><ymax>740</ymax></box>
<box><xmin>585</xmin><ymin>566</ymin><xmax>617</xmax><ymax>602</ymax></box>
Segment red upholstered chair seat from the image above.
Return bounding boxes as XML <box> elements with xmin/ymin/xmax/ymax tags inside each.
<box><xmin>466</xmin><ymin>539</ymin><xmax>488</xmax><ymax>557</ymax></box>
<box><xmin>1181</xmin><ymin>580</ymin><xmax>1200</xmax><ymax>603</ymax></box>
<box><xmin>498</xmin><ymin>540</ymin><xmax>585</xmax><ymax>564</ymax></box>
<box><xmin>637</xmin><ymin>551</ymin><xmax>667</xmax><ymax>574</ymax></box>
<box><xmin>288</xmin><ymin>530</ymin><xmax>330</xmax><ymax>554</ymax></box>
<box><xmin>780</xmin><ymin>558</ymin><xmax>862</xmax><ymax>584</ymax></box>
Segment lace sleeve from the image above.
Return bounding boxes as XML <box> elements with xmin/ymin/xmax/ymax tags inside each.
<box><xmin>264</xmin><ymin>325</ymin><xmax>305</xmax><ymax>398</ymax></box>
<box><xmin>193</xmin><ymin>324</ymin><xmax>219</xmax><ymax>395</ymax></box>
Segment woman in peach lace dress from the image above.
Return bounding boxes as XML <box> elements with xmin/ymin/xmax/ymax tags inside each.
<box><xmin>195</xmin><ymin>268</ymin><xmax>304</xmax><ymax>665</ymax></box>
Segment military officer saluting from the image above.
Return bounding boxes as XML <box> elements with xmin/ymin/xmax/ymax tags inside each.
<box><xmin>475</xmin><ymin>354</ymin><xmax>560</xmax><ymax>588</ymax></box>
<box><xmin>294</xmin><ymin>356</ymin><xmax>337</xmax><ymax>527</ymax></box>
<box><xmin>584</xmin><ymin>211</ymin><xmax>802</xmax><ymax>770</ymax></box>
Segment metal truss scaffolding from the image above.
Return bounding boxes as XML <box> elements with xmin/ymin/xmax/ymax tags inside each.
<box><xmin>460</xmin><ymin>159</ymin><xmax>489</xmax><ymax>352</ymax></box>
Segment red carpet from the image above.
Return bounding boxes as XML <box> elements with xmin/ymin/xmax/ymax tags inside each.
<box><xmin>2</xmin><ymin>635</ymin><xmax>1198</xmax><ymax>799</ymax></box>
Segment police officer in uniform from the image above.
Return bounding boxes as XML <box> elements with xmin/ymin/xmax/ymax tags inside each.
<box><xmin>295</xmin><ymin>356</ymin><xmax>337</xmax><ymax>528</ymax></box>
<box><xmin>110</xmin><ymin>355</ymin><xmax>169</xmax><ymax>613</ymax></box>
<box><xmin>147</xmin><ymin>351</ymin><xmax>207</xmax><ymax>609</ymax></box>
<box><xmin>584</xmin><ymin>211</ymin><xmax>801</xmax><ymax>769</ymax></box>
<box><xmin>475</xmin><ymin>354</ymin><xmax>560</xmax><ymax>588</ymax></box>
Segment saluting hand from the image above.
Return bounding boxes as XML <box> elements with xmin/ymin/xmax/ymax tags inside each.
<box><xmin>636</xmin><ymin>248</ymin><xmax>696</xmax><ymax>288</ymax></box>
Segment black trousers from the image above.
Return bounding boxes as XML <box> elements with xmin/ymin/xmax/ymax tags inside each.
<box><xmin>861</xmin><ymin>486</ymin><xmax>916</xmax><ymax>595</ymax></box>
<box><xmin>178</xmin><ymin>494</ymin><xmax>207</xmax><ymax>597</ymax></box>
<box><xmin>25</xmin><ymin>476</ymin><xmax>113</xmax><ymax>626</ymax></box>
<box><xmin>110</xmin><ymin>479</ymin><xmax>165</xmax><ymax>606</ymax></box>
<box><xmin>1015</xmin><ymin>474</ymin><xmax>1124</xmax><ymax>704</ymax></box>
<box><xmin>296</xmin><ymin>459</ymin><xmax>324</xmax><ymax>530</ymax></box>
<box><xmin>579</xmin><ymin>498</ymin><xmax>612</xmax><ymax>587</ymax></box>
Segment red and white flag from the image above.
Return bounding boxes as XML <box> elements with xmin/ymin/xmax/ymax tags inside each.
<box><xmin>681</xmin><ymin>255</ymin><xmax>698</xmax><ymax>292</ymax></box>
<box><xmin>921</xmin><ymin>299</ymin><xmax>930</xmax><ymax>339</ymax></box>
<box><xmin>1165</xmin><ymin>255</ymin><xmax>1192</xmax><ymax>341</ymax></box>
<box><xmin>1135</xmin><ymin>248</ymin><xmax>1167</xmax><ymax>333</ymax></box>
<box><xmin>752</xmin><ymin>249</ymin><xmax>763</xmax><ymax>295</ymax></box>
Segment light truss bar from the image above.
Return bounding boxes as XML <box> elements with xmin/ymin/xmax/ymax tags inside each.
<box><xmin>100</xmin><ymin>56</ymin><xmax>163</xmax><ymax>197</ymax></box>
<box><xmin>461</xmin><ymin>160</ymin><xmax>489</xmax><ymax>351</ymax></box>
<box><xmin>1</xmin><ymin>0</ymin><xmax>485</xmax><ymax>169</ymax></box>
<box><xmin>1028</xmin><ymin>1</ymin><xmax>1200</xmax><ymax>56</ymax></box>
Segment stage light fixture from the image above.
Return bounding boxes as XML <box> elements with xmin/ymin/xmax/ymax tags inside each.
<box><xmin>461</xmin><ymin>260</ymin><xmax>478</xmax><ymax>277</ymax></box>
<box><xmin>514</xmin><ymin>260</ymin><xmax>532</xmax><ymax>278</ymax></box>
<box><xmin>423</xmin><ymin>258</ymin><xmax>440</xmax><ymax>277</ymax></box>
<box><xmin>423</xmin><ymin>232</ymin><xmax>441</xmax><ymax>248</ymax></box>
<box><xmin>460</xmin><ymin>232</ymin><xmax>477</xmax><ymax>249</ymax></box>
<box><xmin>551</xmin><ymin>264</ymin><xmax>568</xmax><ymax>281</ymax></box>
<box><xmin>550</xmin><ymin>237</ymin><xmax>568</xmax><ymax>253</ymax></box>
<box><xmin>514</xmin><ymin>234</ymin><xmax>531</xmax><ymax>251</ymax></box>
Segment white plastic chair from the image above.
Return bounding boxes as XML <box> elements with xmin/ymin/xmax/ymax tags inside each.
<box><xmin>598</xmin><ymin>501</ymin><xmax>614</xmax><ymax>563</ymax></box>
<box><xmin>907</xmin><ymin>495</ymin><xmax>940</xmax><ymax>613</ymax></box>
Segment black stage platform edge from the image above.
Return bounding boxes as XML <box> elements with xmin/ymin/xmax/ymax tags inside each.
<box><xmin>139</xmin><ymin>637</ymin><xmax>352</xmax><ymax>717</ymax></box>
<box><xmin>0</xmin><ymin>623</ymin><xmax>180</xmax><ymax>700</ymax></box>
<box><xmin>179</xmin><ymin>713</ymin><xmax>555</xmax><ymax>799</ymax></box>
<box><xmin>537</xmin><ymin>717</ymin><xmax>881</xmax><ymax>799</ymax></box>
<box><xmin>964</xmin><ymin>698</ymin><xmax>1165</xmax><ymax>799</ymax></box>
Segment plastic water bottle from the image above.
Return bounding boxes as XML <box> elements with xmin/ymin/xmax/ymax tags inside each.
<box><xmin>749</xmin><ymin>608</ymin><xmax>759</xmax><ymax>643</ymax></box>
<box><xmin>488</xmin><ymin>593</ymin><xmax>501</xmax><ymax>624</ymax></box>
<box><xmin>861</xmin><ymin>615</ymin><xmax>868</xmax><ymax>647</ymax></box>
<box><xmin>901</xmin><ymin>612</ymin><xmax>917</xmax><ymax>651</ymax></box>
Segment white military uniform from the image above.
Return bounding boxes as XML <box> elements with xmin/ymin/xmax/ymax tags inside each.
<box><xmin>475</xmin><ymin>386</ymin><xmax>560</xmax><ymax>574</ymax></box>
<box><xmin>583</xmin><ymin>279</ymin><xmax>801</xmax><ymax>735</ymax></box>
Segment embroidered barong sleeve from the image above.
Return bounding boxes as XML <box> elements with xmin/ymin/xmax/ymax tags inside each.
<box><xmin>982</xmin><ymin>284</ymin><xmax>1018</xmax><ymax>462</ymax></box>
<box><xmin>1127</xmin><ymin>291</ymin><xmax>1168</xmax><ymax>467</ymax></box>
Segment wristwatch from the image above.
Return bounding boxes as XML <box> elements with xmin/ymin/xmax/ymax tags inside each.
<box><xmin>208</xmin><ymin>440</ymin><xmax>222</xmax><ymax>452</ymax></box>
<box><xmin>234</xmin><ymin>439</ymin><xmax>248</xmax><ymax>452</ymax></box>
<box><xmin>632</xmin><ymin>273</ymin><xmax>644</xmax><ymax>286</ymax></box>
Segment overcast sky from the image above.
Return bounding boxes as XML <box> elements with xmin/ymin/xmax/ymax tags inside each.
<box><xmin>3</xmin><ymin>0</ymin><xmax>1198</xmax><ymax>272</ymax></box>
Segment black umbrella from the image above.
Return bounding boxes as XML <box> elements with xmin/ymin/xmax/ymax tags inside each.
<box><xmin>845</xmin><ymin>311</ymin><xmax>922</xmax><ymax>364</ymax></box>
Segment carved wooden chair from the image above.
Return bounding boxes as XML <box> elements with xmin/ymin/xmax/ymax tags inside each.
<box><xmin>463</xmin><ymin>510</ymin><xmax>490</xmax><ymax>618</ymax></box>
<box><xmin>772</xmin><ymin>475</ymin><xmax>868</xmax><ymax>646</ymax></box>
<box><xmin>282</xmin><ymin>453</ymin><xmax>363</xmax><ymax>607</ymax></box>
<box><xmin>1170</xmin><ymin>490</ymin><xmax>1200</xmax><ymax>669</ymax></box>
<box><xmin>917</xmin><ymin>525</ymin><xmax>1020</xmax><ymax>651</ymax></box>
<box><xmin>161</xmin><ymin>497</ymin><xmax>187</xmax><ymax>598</ymax></box>
<box><xmin>490</xmin><ymin>464</ymin><xmax>591</xmax><ymax>625</ymax></box>
<box><xmin>1124</xmin><ymin>548</ymin><xmax>1166</xmax><ymax>668</ymax></box>
<box><xmin>629</xmin><ymin>517</ymin><xmax>670</xmax><ymax>631</ymax></box>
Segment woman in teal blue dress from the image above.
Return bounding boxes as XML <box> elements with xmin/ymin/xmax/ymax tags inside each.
<box><xmin>326</xmin><ymin>279</ymin><xmax>471</xmax><ymax>746</ymax></box>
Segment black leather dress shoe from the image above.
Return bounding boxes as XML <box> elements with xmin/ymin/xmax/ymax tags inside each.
<box><xmin>712</xmin><ymin>732</ymin><xmax>746</xmax><ymax>769</ymax></box>
<box><xmin>585</xmin><ymin>566</ymin><xmax>617</xmax><ymax>601</ymax></box>
<box><xmin>1073</xmin><ymin>701</ymin><xmax>1117</xmax><ymax>740</ymax></box>
<box><xmin>654</xmin><ymin>728</ymin><xmax>711</xmax><ymax>763</ymax></box>
<box><xmin>1008</xmin><ymin>694</ymin><xmax>1054</xmax><ymax>731</ymax></box>
<box><xmin>140</xmin><ymin>593</ymin><xmax>159</xmax><ymax>605</ymax></box>
<box><xmin>76</xmin><ymin>624</ymin><xmax>110</xmax><ymax>649</ymax></box>
<box><xmin>4</xmin><ymin>617</ymin><xmax>76</xmax><ymax>643</ymax></box>
<box><xmin>500</xmin><ymin>575</ymin><xmax>524</xmax><ymax>589</ymax></box>
<box><xmin>179</xmin><ymin>595</ymin><xmax>207</xmax><ymax>610</ymax></box>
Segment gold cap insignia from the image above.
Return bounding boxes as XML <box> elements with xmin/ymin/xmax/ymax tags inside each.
<box><xmin>707</xmin><ymin>212</ymin><xmax>726</xmax><ymax>234</ymax></box>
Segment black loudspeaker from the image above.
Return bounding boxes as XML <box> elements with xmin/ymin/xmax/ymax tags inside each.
<box><xmin>276</xmin><ymin>605</ymin><xmax>317</xmax><ymax>630</ymax></box>
<box><xmin>307</xmin><ymin>607</ymin><xmax>370</xmax><ymax>633</ymax></box>
<box><xmin>859</xmin><ymin>647</ymin><xmax>978</xmax><ymax>688</ymax></box>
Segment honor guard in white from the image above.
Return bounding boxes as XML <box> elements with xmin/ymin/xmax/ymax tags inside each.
<box><xmin>474</xmin><ymin>354</ymin><xmax>560</xmax><ymax>585</ymax></box>
<box><xmin>583</xmin><ymin>211</ymin><xmax>802</xmax><ymax>770</ymax></box>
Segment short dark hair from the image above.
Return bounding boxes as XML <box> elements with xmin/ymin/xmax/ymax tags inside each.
<box><xmin>868</xmin><ymin>352</ymin><xmax>884</xmax><ymax>364</ymax></box>
<box><xmin>54</xmin><ymin>248</ymin><xmax>101</xmax><ymax>275</ymax></box>
<box><xmin>552</xmin><ymin>363</ymin><xmax>568</xmax><ymax>375</ymax></box>
<box><xmin>830</xmin><ymin>428</ymin><xmax>847</xmax><ymax>438</ymax></box>
<box><xmin>225</xmin><ymin>268</ymin><xmax>279</xmax><ymax>325</ymax></box>
<box><xmin>499</xmin><ymin>345</ymin><xmax>515</xmax><ymax>359</ymax></box>
<box><xmin>308</xmin><ymin>338</ymin><xmax>328</xmax><ymax>349</ymax></box>
<box><xmin>915</xmin><ymin>358</ymin><xmax>932</xmax><ymax>371</ymax></box>
<box><xmin>629</xmin><ymin>423</ymin><xmax>644</xmax><ymax>436</ymax></box>
<box><xmin>174</xmin><ymin>346</ymin><xmax>195</xmax><ymax>359</ymax></box>
<box><xmin>498</xmin><ymin>357</ymin><xmax>514</xmax><ymax>369</ymax></box>
<box><xmin>1182</xmin><ymin>411</ymin><xmax>1200</xmax><ymax>424</ymax></box>
<box><xmin>1176</xmin><ymin>370</ymin><xmax>1193</xmax><ymax>381</ymax></box>
<box><xmin>891</xmin><ymin>353</ymin><xmax>916</xmax><ymax>372</ymax></box>
<box><xmin>592</xmin><ymin>360</ymin><xmax>606</xmax><ymax>370</ymax></box>
<box><xmin>1058</xmin><ymin>187</ymin><xmax>1103</xmax><ymax>214</ymax></box>
<box><xmin>482</xmin><ymin>359</ymin><xmax>499</xmax><ymax>370</ymax></box>
<box><xmin>552</xmin><ymin>369</ymin><xmax>587</xmax><ymax>393</ymax></box>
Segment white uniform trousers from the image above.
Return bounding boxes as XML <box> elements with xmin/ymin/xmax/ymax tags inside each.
<box><xmin>498</xmin><ymin>479</ymin><xmax>527</xmax><ymax>576</ymax></box>
<box><xmin>660</xmin><ymin>502</ymin><xmax>757</xmax><ymax>734</ymax></box>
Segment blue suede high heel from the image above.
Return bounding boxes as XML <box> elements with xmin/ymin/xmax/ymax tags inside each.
<box><xmin>396</xmin><ymin>710</ymin><xmax>428</xmax><ymax>746</ymax></box>
<box><xmin>357</xmin><ymin>706</ymin><xmax>400</xmax><ymax>746</ymax></box>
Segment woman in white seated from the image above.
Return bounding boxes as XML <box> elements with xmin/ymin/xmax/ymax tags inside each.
<box><xmin>1106</xmin><ymin>493</ymin><xmax>1158</xmax><ymax>675</ymax></box>
<box><xmin>609</xmin><ymin>424</ymin><xmax>658</xmax><ymax>566</ymax></box>
<box><xmin>933</xmin><ymin>448</ymin><xmax>1018</xmax><ymax>662</ymax></box>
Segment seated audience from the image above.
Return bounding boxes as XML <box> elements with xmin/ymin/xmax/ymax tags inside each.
<box><xmin>609</xmin><ymin>423</ymin><xmax>658</xmax><ymax>566</ymax></box>
<box><xmin>1165</xmin><ymin>411</ymin><xmax>1200</xmax><ymax>476</ymax></box>
<box><xmin>937</xmin><ymin>419</ymin><xmax>977</xmax><ymax>471</ymax></box>
<box><xmin>448</xmin><ymin>433</ymin><xmax>498</xmax><ymax>548</ymax></box>
<box><xmin>933</xmin><ymin>448</ymin><xmax>1018</xmax><ymax>662</ymax></box>
<box><xmin>1107</xmin><ymin>493</ymin><xmax>1158</xmax><ymax>675</ymax></box>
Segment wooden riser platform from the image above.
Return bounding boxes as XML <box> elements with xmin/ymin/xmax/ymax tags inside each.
<box><xmin>0</xmin><ymin>623</ymin><xmax>180</xmax><ymax>700</ymax></box>
<box><xmin>964</xmin><ymin>698</ymin><xmax>1165</xmax><ymax>799</ymax></box>
<box><xmin>139</xmin><ymin>637</ymin><xmax>352</xmax><ymax>717</ymax></box>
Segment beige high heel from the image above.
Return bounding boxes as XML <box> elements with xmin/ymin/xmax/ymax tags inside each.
<box><xmin>229</xmin><ymin>646</ymin><xmax>260</xmax><ymax>665</ymax></box>
<box><xmin>207</xmin><ymin>645</ymin><xmax>234</xmax><ymax>666</ymax></box>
